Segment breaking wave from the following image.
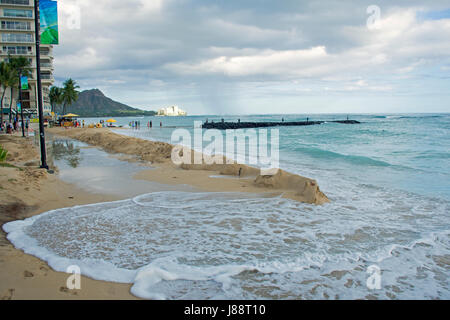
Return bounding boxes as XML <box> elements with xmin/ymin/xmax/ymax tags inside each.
<box><xmin>3</xmin><ymin>191</ymin><xmax>449</xmax><ymax>300</ymax></box>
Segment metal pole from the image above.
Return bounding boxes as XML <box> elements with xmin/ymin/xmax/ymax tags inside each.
<box><xmin>19</xmin><ymin>70</ymin><xmax>25</xmax><ymax>137</ymax></box>
<box><xmin>33</xmin><ymin>0</ymin><xmax>48</xmax><ymax>169</ymax></box>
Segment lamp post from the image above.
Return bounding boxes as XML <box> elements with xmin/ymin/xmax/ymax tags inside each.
<box><xmin>18</xmin><ymin>70</ymin><xmax>25</xmax><ymax>137</ymax></box>
<box><xmin>33</xmin><ymin>0</ymin><xmax>48</xmax><ymax>169</ymax></box>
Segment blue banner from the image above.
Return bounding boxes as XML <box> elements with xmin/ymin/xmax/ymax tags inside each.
<box><xmin>40</xmin><ymin>0</ymin><xmax>59</xmax><ymax>45</ymax></box>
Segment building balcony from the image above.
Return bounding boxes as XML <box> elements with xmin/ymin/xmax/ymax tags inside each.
<box><xmin>0</xmin><ymin>27</ymin><xmax>33</xmax><ymax>32</ymax></box>
<box><xmin>40</xmin><ymin>50</ymin><xmax>52</xmax><ymax>57</ymax></box>
<box><xmin>0</xmin><ymin>0</ymin><xmax>33</xmax><ymax>6</ymax></box>
<box><xmin>0</xmin><ymin>39</ymin><xmax>34</xmax><ymax>44</ymax></box>
<box><xmin>40</xmin><ymin>62</ymin><xmax>53</xmax><ymax>70</ymax></box>
<box><xmin>40</xmin><ymin>74</ymin><xmax>54</xmax><ymax>82</ymax></box>
<box><xmin>0</xmin><ymin>49</ymin><xmax>33</xmax><ymax>55</ymax></box>
<box><xmin>0</xmin><ymin>14</ymin><xmax>34</xmax><ymax>20</ymax></box>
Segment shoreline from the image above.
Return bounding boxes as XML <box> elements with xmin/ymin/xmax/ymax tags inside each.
<box><xmin>0</xmin><ymin>127</ymin><xmax>328</xmax><ymax>299</ymax></box>
<box><xmin>48</xmin><ymin>127</ymin><xmax>329</xmax><ymax>205</ymax></box>
<box><xmin>0</xmin><ymin>133</ymin><xmax>138</xmax><ymax>300</ymax></box>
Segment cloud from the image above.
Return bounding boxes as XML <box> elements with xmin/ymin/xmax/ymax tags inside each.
<box><xmin>165</xmin><ymin>8</ymin><xmax>450</xmax><ymax>80</ymax></box>
<box><xmin>52</xmin><ymin>0</ymin><xmax>450</xmax><ymax>113</ymax></box>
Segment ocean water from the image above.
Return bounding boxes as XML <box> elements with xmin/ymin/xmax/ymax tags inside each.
<box><xmin>4</xmin><ymin>113</ymin><xmax>450</xmax><ymax>299</ymax></box>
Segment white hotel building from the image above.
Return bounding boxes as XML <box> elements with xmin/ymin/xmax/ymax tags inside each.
<box><xmin>0</xmin><ymin>0</ymin><xmax>54</xmax><ymax>117</ymax></box>
<box><xmin>157</xmin><ymin>105</ymin><xmax>187</xmax><ymax>116</ymax></box>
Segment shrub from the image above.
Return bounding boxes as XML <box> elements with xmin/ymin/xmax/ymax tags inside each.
<box><xmin>0</xmin><ymin>145</ymin><xmax>7</xmax><ymax>162</ymax></box>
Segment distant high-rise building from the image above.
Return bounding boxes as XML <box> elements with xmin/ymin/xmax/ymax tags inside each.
<box><xmin>157</xmin><ymin>105</ymin><xmax>187</xmax><ymax>116</ymax></box>
<box><xmin>0</xmin><ymin>0</ymin><xmax>54</xmax><ymax>118</ymax></box>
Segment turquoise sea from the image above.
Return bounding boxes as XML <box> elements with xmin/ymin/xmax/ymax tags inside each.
<box><xmin>5</xmin><ymin>113</ymin><xmax>449</xmax><ymax>299</ymax></box>
<box><xmin>85</xmin><ymin>113</ymin><xmax>450</xmax><ymax>201</ymax></box>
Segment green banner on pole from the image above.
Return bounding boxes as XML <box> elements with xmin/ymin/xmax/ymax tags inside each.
<box><xmin>40</xmin><ymin>0</ymin><xmax>59</xmax><ymax>45</ymax></box>
<box><xmin>20</xmin><ymin>76</ymin><xmax>28</xmax><ymax>90</ymax></box>
<box><xmin>17</xmin><ymin>102</ymin><xmax>21</xmax><ymax>112</ymax></box>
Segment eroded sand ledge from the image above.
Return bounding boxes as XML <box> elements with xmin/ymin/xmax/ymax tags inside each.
<box><xmin>0</xmin><ymin>134</ymin><xmax>135</xmax><ymax>300</ymax></box>
<box><xmin>48</xmin><ymin>128</ymin><xmax>329</xmax><ymax>205</ymax></box>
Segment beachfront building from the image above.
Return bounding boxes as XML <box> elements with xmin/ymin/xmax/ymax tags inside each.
<box><xmin>157</xmin><ymin>105</ymin><xmax>187</xmax><ymax>116</ymax></box>
<box><xmin>0</xmin><ymin>0</ymin><xmax>54</xmax><ymax>118</ymax></box>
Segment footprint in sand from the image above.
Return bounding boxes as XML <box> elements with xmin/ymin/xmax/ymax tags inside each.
<box><xmin>40</xmin><ymin>266</ymin><xmax>49</xmax><ymax>276</ymax></box>
<box><xmin>23</xmin><ymin>270</ymin><xmax>34</xmax><ymax>278</ymax></box>
<box><xmin>1</xmin><ymin>288</ymin><xmax>15</xmax><ymax>300</ymax></box>
<box><xmin>59</xmin><ymin>286</ymin><xmax>78</xmax><ymax>296</ymax></box>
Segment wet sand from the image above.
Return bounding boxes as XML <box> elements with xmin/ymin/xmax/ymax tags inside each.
<box><xmin>0</xmin><ymin>127</ymin><xmax>328</xmax><ymax>299</ymax></box>
<box><xmin>0</xmin><ymin>134</ymin><xmax>137</xmax><ymax>300</ymax></box>
<box><xmin>49</xmin><ymin>127</ymin><xmax>329</xmax><ymax>205</ymax></box>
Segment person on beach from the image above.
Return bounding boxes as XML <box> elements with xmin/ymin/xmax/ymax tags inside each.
<box><xmin>160</xmin><ymin>121</ymin><xmax>162</xmax><ymax>127</ymax></box>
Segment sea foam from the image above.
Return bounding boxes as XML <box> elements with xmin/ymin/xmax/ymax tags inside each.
<box><xmin>3</xmin><ymin>191</ymin><xmax>450</xmax><ymax>299</ymax></box>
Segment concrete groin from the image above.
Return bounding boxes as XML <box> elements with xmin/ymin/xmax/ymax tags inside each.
<box><xmin>201</xmin><ymin>120</ymin><xmax>360</xmax><ymax>130</ymax></box>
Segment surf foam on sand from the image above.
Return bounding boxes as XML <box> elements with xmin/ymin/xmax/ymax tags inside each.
<box><xmin>4</xmin><ymin>191</ymin><xmax>449</xmax><ymax>300</ymax></box>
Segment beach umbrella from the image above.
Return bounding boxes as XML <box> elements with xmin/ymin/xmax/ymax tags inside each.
<box><xmin>63</xmin><ymin>113</ymin><xmax>79</xmax><ymax>117</ymax></box>
<box><xmin>106</xmin><ymin>119</ymin><xmax>117</xmax><ymax>123</ymax></box>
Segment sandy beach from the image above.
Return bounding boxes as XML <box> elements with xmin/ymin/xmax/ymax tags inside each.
<box><xmin>48</xmin><ymin>127</ymin><xmax>329</xmax><ymax>205</ymax></box>
<box><xmin>0</xmin><ymin>127</ymin><xmax>328</xmax><ymax>300</ymax></box>
<box><xmin>0</xmin><ymin>133</ymin><xmax>138</xmax><ymax>299</ymax></box>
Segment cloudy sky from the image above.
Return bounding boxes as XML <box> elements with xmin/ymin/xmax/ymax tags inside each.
<box><xmin>54</xmin><ymin>0</ymin><xmax>450</xmax><ymax>115</ymax></box>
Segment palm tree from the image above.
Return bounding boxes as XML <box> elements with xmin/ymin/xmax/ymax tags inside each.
<box><xmin>49</xmin><ymin>86</ymin><xmax>63</xmax><ymax>114</ymax></box>
<box><xmin>61</xmin><ymin>78</ymin><xmax>80</xmax><ymax>115</ymax></box>
<box><xmin>6</xmin><ymin>56</ymin><xmax>32</xmax><ymax>122</ymax></box>
<box><xmin>0</xmin><ymin>61</ymin><xmax>11</xmax><ymax>125</ymax></box>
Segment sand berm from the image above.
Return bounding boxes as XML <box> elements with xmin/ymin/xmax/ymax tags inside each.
<box><xmin>49</xmin><ymin>127</ymin><xmax>329</xmax><ymax>205</ymax></box>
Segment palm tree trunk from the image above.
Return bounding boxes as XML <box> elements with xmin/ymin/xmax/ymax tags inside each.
<box><xmin>8</xmin><ymin>87</ymin><xmax>13</xmax><ymax>122</ymax></box>
<box><xmin>0</xmin><ymin>89</ymin><xmax>5</xmax><ymax>125</ymax></box>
